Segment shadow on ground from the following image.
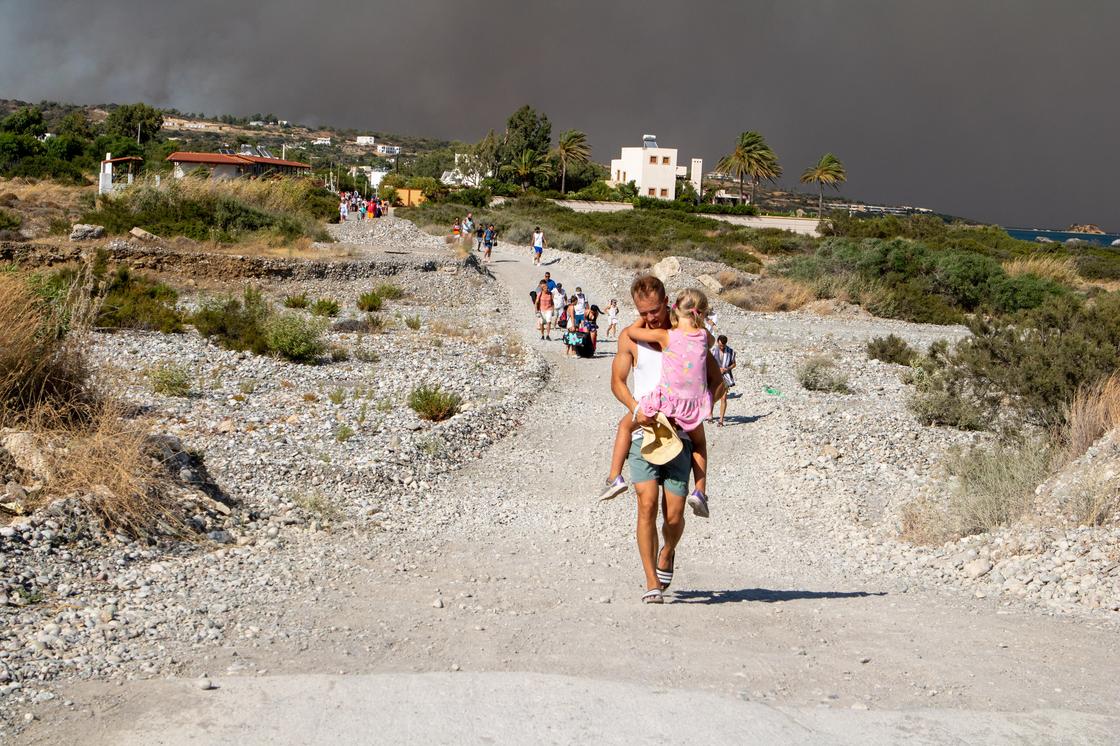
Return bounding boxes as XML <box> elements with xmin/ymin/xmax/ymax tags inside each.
<box><xmin>670</xmin><ymin>588</ymin><xmax>887</xmax><ymax>604</ymax></box>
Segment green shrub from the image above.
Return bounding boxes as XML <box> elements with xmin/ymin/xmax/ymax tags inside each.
<box><xmin>867</xmin><ymin>334</ymin><xmax>917</xmax><ymax>365</ymax></box>
<box><xmin>404</xmin><ymin>315</ymin><xmax>421</xmax><ymax>330</ymax></box>
<box><xmin>375</xmin><ymin>283</ymin><xmax>404</xmax><ymax>300</ymax></box>
<box><xmin>96</xmin><ymin>266</ymin><xmax>184</xmax><ymax>333</ymax></box>
<box><xmin>357</xmin><ymin>291</ymin><xmax>383</xmax><ymax>312</ymax></box>
<box><xmin>408</xmin><ymin>384</ymin><xmax>462</xmax><ymax>421</ymax></box>
<box><xmin>366</xmin><ymin>313</ymin><xmax>388</xmax><ymax>333</ymax></box>
<box><xmin>283</xmin><ymin>293</ymin><xmax>309</xmax><ymax>309</ymax></box>
<box><xmin>988</xmin><ymin>273</ymin><xmax>1065</xmax><ymax>313</ymax></box>
<box><xmin>903</xmin><ymin>294</ymin><xmax>1120</xmax><ymax>431</ymax></box>
<box><xmin>329</xmin><ymin>344</ymin><xmax>350</xmax><ymax>362</ymax></box>
<box><xmin>452</xmin><ymin>187</ymin><xmax>490</xmax><ymax>208</ymax></box>
<box><xmin>632</xmin><ymin>196</ymin><xmax>759</xmax><ymax>216</ymax></box>
<box><xmin>79</xmin><ymin>180</ymin><xmax>334</xmax><ymax>243</ymax></box>
<box><xmin>191</xmin><ymin>287</ymin><xmax>271</xmax><ymax>355</ymax></box>
<box><xmin>327</xmin><ymin>387</ymin><xmax>345</xmax><ymax>404</ymax></box>
<box><xmin>148</xmin><ymin>363</ymin><xmax>192</xmax><ymax>397</ymax></box>
<box><xmin>263</xmin><ymin>313</ymin><xmax>326</xmax><ymax>362</ymax></box>
<box><xmin>797</xmin><ymin>355</ymin><xmax>851</xmax><ymax>393</ymax></box>
<box><xmin>335</xmin><ymin>424</ymin><xmax>355</xmax><ymax>443</ymax></box>
<box><xmin>310</xmin><ymin>298</ymin><xmax>340</xmax><ymax>317</ymax></box>
<box><xmin>0</xmin><ymin>208</ymin><xmax>21</xmax><ymax>231</ymax></box>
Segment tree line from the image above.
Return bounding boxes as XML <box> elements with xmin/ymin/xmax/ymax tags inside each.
<box><xmin>0</xmin><ymin>103</ymin><xmax>168</xmax><ymax>182</ymax></box>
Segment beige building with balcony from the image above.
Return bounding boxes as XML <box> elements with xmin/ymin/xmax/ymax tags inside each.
<box><xmin>608</xmin><ymin>134</ymin><xmax>679</xmax><ymax>199</ymax></box>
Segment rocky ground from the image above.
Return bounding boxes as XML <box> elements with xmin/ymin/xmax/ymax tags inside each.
<box><xmin>3</xmin><ymin>215</ymin><xmax>1119</xmax><ymax>743</ymax></box>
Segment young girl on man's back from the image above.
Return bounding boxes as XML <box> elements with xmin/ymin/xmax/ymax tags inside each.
<box><xmin>598</xmin><ymin>288</ymin><xmax>714</xmax><ymax>518</ymax></box>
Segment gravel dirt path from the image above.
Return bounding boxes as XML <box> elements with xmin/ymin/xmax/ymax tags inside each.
<box><xmin>20</xmin><ymin>237</ymin><xmax>1120</xmax><ymax>745</ymax></box>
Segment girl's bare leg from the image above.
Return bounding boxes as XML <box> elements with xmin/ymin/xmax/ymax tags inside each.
<box><xmin>608</xmin><ymin>413</ymin><xmax>638</xmax><ymax>480</ymax></box>
<box><xmin>688</xmin><ymin>423</ymin><xmax>708</xmax><ymax>495</ymax></box>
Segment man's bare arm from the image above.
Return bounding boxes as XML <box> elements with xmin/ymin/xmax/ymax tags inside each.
<box><xmin>612</xmin><ymin>327</ymin><xmax>656</xmax><ymax>425</ymax></box>
<box><xmin>611</xmin><ymin>328</ymin><xmax>638</xmax><ymax>411</ymax></box>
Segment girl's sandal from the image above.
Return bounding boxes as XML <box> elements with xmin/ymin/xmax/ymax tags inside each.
<box><xmin>641</xmin><ymin>589</ymin><xmax>664</xmax><ymax>604</ymax></box>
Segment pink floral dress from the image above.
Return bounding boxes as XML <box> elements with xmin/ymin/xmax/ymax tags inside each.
<box><xmin>639</xmin><ymin>329</ymin><xmax>712</xmax><ymax>431</ymax></box>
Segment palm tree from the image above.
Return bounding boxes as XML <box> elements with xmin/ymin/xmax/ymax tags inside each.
<box><xmin>552</xmin><ymin>130</ymin><xmax>591</xmax><ymax>195</ymax></box>
<box><xmin>500</xmin><ymin>148</ymin><xmax>553</xmax><ymax>192</ymax></box>
<box><xmin>800</xmin><ymin>153</ymin><xmax>847</xmax><ymax>218</ymax></box>
<box><xmin>716</xmin><ymin>131</ymin><xmax>782</xmax><ymax>204</ymax></box>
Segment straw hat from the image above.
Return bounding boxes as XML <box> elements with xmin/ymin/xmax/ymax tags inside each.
<box><xmin>640</xmin><ymin>412</ymin><xmax>683</xmax><ymax>465</ymax></box>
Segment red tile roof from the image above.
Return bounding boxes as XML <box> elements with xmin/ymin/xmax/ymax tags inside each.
<box><xmin>166</xmin><ymin>152</ymin><xmax>253</xmax><ymax>165</ymax></box>
<box><xmin>165</xmin><ymin>152</ymin><xmax>311</xmax><ymax>169</ymax></box>
<box><xmin>236</xmin><ymin>154</ymin><xmax>311</xmax><ymax>169</ymax></box>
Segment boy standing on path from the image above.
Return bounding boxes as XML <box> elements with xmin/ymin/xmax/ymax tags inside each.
<box><xmin>713</xmin><ymin>335</ymin><xmax>736</xmax><ymax>427</ymax></box>
<box><xmin>532</xmin><ymin>227</ymin><xmax>546</xmax><ymax>266</ymax></box>
<box><xmin>611</xmin><ymin>275</ymin><xmax>725</xmax><ymax>603</ymax></box>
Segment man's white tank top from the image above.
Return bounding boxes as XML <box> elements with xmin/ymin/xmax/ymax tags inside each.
<box><xmin>631</xmin><ymin>340</ymin><xmax>690</xmax><ymax>441</ymax></box>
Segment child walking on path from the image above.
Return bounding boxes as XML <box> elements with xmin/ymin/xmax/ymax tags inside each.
<box><xmin>599</xmin><ymin>288</ymin><xmax>715</xmax><ymax>518</ymax></box>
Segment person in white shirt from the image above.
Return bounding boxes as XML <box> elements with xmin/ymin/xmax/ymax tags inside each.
<box><xmin>531</xmin><ymin>227</ymin><xmax>545</xmax><ymax>266</ymax></box>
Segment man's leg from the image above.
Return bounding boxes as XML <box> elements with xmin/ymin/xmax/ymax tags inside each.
<box><xmin>659</xmin><ymin>440</ymin><xmax>693</xmax><ymax>569</ymax></box>
<box><xmin>634</xmin><ymin>480</ymin><xmax>662</xmax><ymax>592</ymax></box>
<box><xmin>719</xmin><ymin>392</ymin><xmax>728</xmax><ymax>424</ymax></box>
<box><xmin>660</xmin><ymin>488</ymin><xmax>686</xmax><ymax>566</ymax></box>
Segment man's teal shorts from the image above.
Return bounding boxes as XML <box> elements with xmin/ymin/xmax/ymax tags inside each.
<box><xmin>626</xmin><ymin>437</ymin><xmax>693</xmax><ymax>497</ymax></box>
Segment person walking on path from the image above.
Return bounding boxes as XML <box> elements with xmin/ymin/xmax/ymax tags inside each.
<box><xmin>534</xmin><ymin>279</ymin><xmax>555</xmax><ymax>340</ymax></box>
<box><xmin>483</xmin><ymin>224</ymin><xmax>496</xmax><ymax>263</ymax></box>
<box><xmin>531</xmin><ymin>226</ymin><xmax>546</xmax><ymax>266</ymax></box>
<box><xmin>713</xmin><ymin>335</ymin><xmax>736</xmax><ymax>427</ymax></box>
<box><xmin>573</xmin><ymin>287</ymin><xmax>588</xmax><ymax>328</ymax></box>
<box><xmin>605</xmin><ymin>299</ymin><xmax>619</xmax><ymax>340</ymax></box>
<box><xmin>607</xmin><ymin>276</ymin><xmax>726</xmax><ymax>604</ymax></box>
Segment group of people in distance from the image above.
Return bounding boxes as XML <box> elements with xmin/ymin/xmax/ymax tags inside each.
<box><xmin>530</xmin><ymin>271</ymin><xmax>622</xmax><ymax>358</ymax></box>
<box><xmin>452</xmin><ymin>212</ymin><xmax>499</xmax><ymax>264</ymax></box>
<box><xmin>338</xmin><ymin>191</ymin><xmax>388</xmax><ymax>222</ymax></box>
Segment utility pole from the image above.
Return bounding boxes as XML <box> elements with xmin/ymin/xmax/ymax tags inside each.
<box><xmin>136</xmin><ymin>121</ymin><xmax>141</xmax><ymax>145</ymax></box>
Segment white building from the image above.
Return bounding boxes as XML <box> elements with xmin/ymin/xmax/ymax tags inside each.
<box><xmin>355</xmin><ymin>136</ymin><xmax>377</xmax><ymax>146</ymax></box>
<box><xmin>349</xmin><ymin>165</ymin><xmax>391</xmax><ymax>189</ymax></box>
<box><xmin>441</xmin><ymin>153</ymin><xmax>491</xmax><ymax>187</ymax></box>
<box><xmin>609</xmin><ymin>134</ymin><xmax>678</xmax><ymax>199</ymax></box>
<box><xmin>376</xmin><ymin>144</ymin><xmax>401</xmax><ymax>156</ymax></box>
<box><xmin>311</xmin><ymin>137</ymin><xmax>331</xmax><ymax>146</ymax></box>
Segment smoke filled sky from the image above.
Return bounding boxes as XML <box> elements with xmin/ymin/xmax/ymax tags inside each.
<box><xmin>2</xmin><ymin>0</ymin><xmax>1117</xmax><ymax>229</ymax></box>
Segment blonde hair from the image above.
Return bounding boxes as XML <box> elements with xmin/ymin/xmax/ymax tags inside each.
<box><xmin>670</xmin><ymin>288</ymin><xmax>711</xmax><ymax>327</ymax></box>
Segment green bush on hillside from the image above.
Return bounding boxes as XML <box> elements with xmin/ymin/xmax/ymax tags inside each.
<box><xmin>191</xmin><ymin>287</ymin><xmax>272</xmax><ymax>355</ymax></box>
<box><xmin>80</xmin><ymin>180</ymin><xmax>334</xmax><ymax>243</ymax></box>
<box><xmin>909</xmin><ymin>294</ymin><xmax>1120</xmax><ymax>431</ymax></box>
<box><xmin>867</xmin><ymin>334</ymin><xmax>917</xmax><ymax>365</ymax></box>
<box><xmin>779</xmin><ymin>237</ymin><xmax>1067</xmax><ymax>323</ymax></box>
<box><xmin>263</xmin><ymin>314</ymin><xmax>327</xmax><ymax>363</ymax></box>
<box><xmin>97</xmin><ymin>266</ymin><xmax>184</xmax><ymax>333</ymax></box>
<box><xmin>398</xmin><ymin>197</ymin><xmax>765</xmax><ymax>272</ymax></box>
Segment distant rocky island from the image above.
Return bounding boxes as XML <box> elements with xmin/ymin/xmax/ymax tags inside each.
<box><xmin>1067</xmin><ymin>224</ymin><xmax>1106</xmax><ymax>234</ymax></box>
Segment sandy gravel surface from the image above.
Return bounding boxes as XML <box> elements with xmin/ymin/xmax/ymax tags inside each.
<box><xmin>13</xmin><ymin>229</ymin><xmax>1120</xmax><ymax>745</ymax></box>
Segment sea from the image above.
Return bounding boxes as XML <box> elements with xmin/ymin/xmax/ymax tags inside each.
<box><xmin>1006</xmin><ymin>228</ymin><xmax>1120</xmax><ymax>247</ymax></box>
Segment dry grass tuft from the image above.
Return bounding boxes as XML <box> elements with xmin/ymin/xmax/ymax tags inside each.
<box><xmin>1061</xmin><ymin>373</ymin><xmax>1120</xmax><ymax>463</ymax></box>
<box><xmin>723</xmin><ymin>276</ymin><xmax>814</xmax><ymax>312</ymax></box>
<box><xmin>714</xmin><ymin>269</ymin><xmax>748</xmax><ymax>290</ymax></box>
<box><xmin>45</xmin><ymin>401</ymin><xmax>186</xmax><ymax>536</ymax></box>
<box><xmin>429</xmin><ymin>320</ymin><xmax>481</xmax><ymax>341</ymax></box>
<box><xmin>1</xmin><ymin>265</ymin><xmax>186</xmax><ymax>537</ymax></box>
<box><xmin>0</xmin><ymin>269</ymin><xmax>97</xmax><ymax>422</ymax></box>
<box><xmin>604</xmin><ymin>253</ymin><xmax>657</xmax><ymax>270</ymax></box>
<box><xmin>1003</xmin><ymin>255</ymin><xmax>1079</xmax><ymax>286</ymax></box>
<box><xmin>899</xmin><ymin>497</ymin><xmax>955</xmax><ymax>546</ymax></box>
